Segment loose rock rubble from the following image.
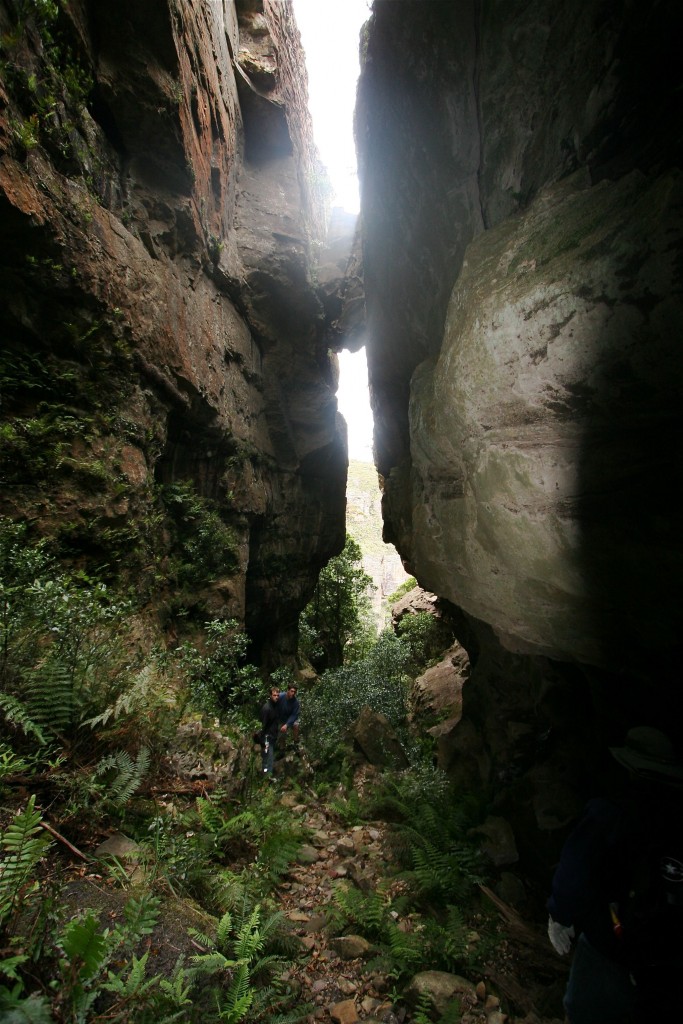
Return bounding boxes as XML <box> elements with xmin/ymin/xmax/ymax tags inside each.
<box><xmin>271</xmin><ymin>771</ymin><xmax>564</xmax><ymax>1024</ymax></box>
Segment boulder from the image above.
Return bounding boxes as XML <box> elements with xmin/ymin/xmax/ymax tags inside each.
<box><xmin>328</xmin><ymin>935</ymin><xmax>374</xmax><ymax>960</ymax></box>
<box><xmin>410</xmin><ymin>641</ymin><xmax>470</xmax><ymax>724</ymax></box>
<box><xmin>404</xmin><ymin>970</ymin><xmax>477</xmax><ymax>1017</ymax></box>
<box><xmin>330</xmin><ymin>999</ymin><xmax>359</xmax><ymax>1024</ymax></box>
<box><xmin>351</xmin><ymin>706</ymin><xmax>409</xmax><ymax>768</ymax></box>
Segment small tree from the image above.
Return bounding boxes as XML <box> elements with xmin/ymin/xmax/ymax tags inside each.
<box><xmin>299</xmin><ymin>535</ymin><xmax>375</xmax><ymax>670</ymax></box>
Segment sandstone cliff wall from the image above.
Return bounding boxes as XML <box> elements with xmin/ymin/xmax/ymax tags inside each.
<box><xmin>0</xmin><ymin>0</ymin><xmax>346</xmax><ymax>663</ymax></box>
<box><xmin>358</xmin><ymin>0</ymin><xmax>682</xmax><ymax>680</ymax></box>
<box><xmin>357</xmin><ymin>0</ymin><xmax>683</xmax><ymax>830</ymax></box>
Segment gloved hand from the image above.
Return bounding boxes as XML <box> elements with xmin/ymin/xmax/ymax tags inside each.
<box><xmin>548</xmin><ymin>916</ymin><xmax>575</xmax><ymax>955</ymax></box>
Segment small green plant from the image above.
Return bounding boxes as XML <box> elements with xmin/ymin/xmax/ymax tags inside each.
<box><xmin>188</xmin><ymin>900</ymin><xmax>308</xmax><ymax>1023</ymax></box>
<box><xmin>10</xmin><ymin>113</ymin><xmax>40</xmax><ymax>150</ymax></box>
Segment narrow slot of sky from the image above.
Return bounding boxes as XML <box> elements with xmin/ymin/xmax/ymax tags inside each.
<box><xmin>293</xmin><ymin>0</ymin><xmax>374</xmax><ymax>463</ymax></box>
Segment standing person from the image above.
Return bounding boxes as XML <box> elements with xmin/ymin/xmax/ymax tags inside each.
<box><xmin>278</xmin><ymin>684</ymin><xmax>300</xmax><ymax>747</ymax></box>
<box><xmin>547</xmin><ymin>727</ymin><xmax>683</xmax><ymax>1023</ymax></box>
<box><xmin>259</xmin><ymin>686</ymin><xmax>280</xmax><ymax>777</ymax></box>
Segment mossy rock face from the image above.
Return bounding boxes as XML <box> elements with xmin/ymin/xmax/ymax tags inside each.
<box><xmin>408</xmin><ymin>169</ymin><xmax>683</xmax><ymax>666</ymax></box>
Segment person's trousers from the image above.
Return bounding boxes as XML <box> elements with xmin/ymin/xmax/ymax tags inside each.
<box><xmin>564</xmin><ymin>934</ymin><xmax>637</xmax><ymax>1024</ymax></box>
<box><xmin>261</xmin><ymin>736</ymin><xmax>275</xmax><ymax>775</ymax></box>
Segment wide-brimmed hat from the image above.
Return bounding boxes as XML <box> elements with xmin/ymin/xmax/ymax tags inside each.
<box><xmin>610</xmin><ymin>726</ymin><xmax>683</xmax><ymax>785</ymax></box>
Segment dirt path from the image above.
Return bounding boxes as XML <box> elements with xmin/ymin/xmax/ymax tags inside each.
<box><xmin>272</xmin><ymin>763</ymin><xmax>566</xmax><ymax>1024</ymax></box>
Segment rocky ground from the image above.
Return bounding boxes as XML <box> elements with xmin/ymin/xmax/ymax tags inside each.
<box><xmin>272</xmin><ymin>750</ymin><xmax>567</xmax><ymax>1024</ymax></box>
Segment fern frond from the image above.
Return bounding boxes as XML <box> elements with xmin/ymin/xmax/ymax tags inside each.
<box><xmin>81</xmin><ymin>663</ymin><xmax>162</xmax><ymax>731</ymax></box>
<box><xmin>0</xmin><ymin>990</ymin><xmax>54</xmax><ymax>1022</ymax></box>
<box><xmin>211</xmin><ymin>870</ymin><xmax>250</xmax><ymax>914</ymax></box>
<box><xmin>331</xmin><ymin>883</ymin><xmax>389</xmax><ymax>940</ymax></box>
<box><xmin>158</xmin><ymin>955</ymin><xmax>193</xmax><ymax>1010</ymax></box>
<box><xmin>0</xmin><ymin>693</ymin><xmax>46</xmax><ymax>744</ymax></box>
<box><xmin>0</xmin><ymin>953</ymin><xmax>28</xmax><ymax>982</ymax></box>
<box><xmin>440</xmin><ymin>996</ymin><xmax>464</xmax><ymax>1024</ymax></box>
<box><xmin>23</xmin><ymin>660</ymin><xmax>74</xmax><ymax>734</ymax></box>
<box><xmin>386</xmin><ymin>921</ymin><xmax>423</xmax><ymax>969</ymax></box>
<box><xmin>188</xmin><ymin>925</ymin><xmax>217</xmax><ymax>951</ymax></box>
<box><xmin>216</xmin><ymin>909</ymin><xmax>234</xmax><ymax>948</ymax></box>
<box><xmin>0</xmin><ymin>795</ymin><xmax>52</xmax><ymax>927</ymax></box>
<box><xmin>93</xmin><ymin>746</ymin><xmax>150</xmax><ymax>806</ymax></box>
<box><xmin>218</xmin><ymin>961</ymin><xmax>253</xmax><ymax>1023</ymax></box>
<box><xmin>190</xmin><ymin>950</ymin><xmax>236</xmax><ymax>973</ymax></box>
<box><xmin>59</xmin><ymin>912</ymin><xmax>108</xmax><ymax>981</ymax></box>
<box><xmin>196</xmin><ymin>796</ymin><xmax>227</xmax><ymax>836</ymax></box>
<box><xmin>413</xmin><ymin>990</ymin><xmax>435</xmax><ymax>1024</ymax></box>
<box><xmin>233</xmin><ymin>906</ymin><xmax>263</xmax><ymax>962</ymax></box>
<box><xmin>256</xmin><ymin>831</ymin><xmax>302</xmax><ymax>881</ymax></box>
<box><xmin>123</xmin><ymin>892</ymin><xmax>161</xmax><ymax>941</ymax></box>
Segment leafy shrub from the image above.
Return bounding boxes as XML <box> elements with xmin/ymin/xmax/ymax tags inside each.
<box><xmin>386</xmin><ymin>576</ymin><xmax>417</xmax><ymax>604</ymax></box>
<box><xmin>299</xmin><ymin>535</ymin><xmax>375</xmax><ymax>670</ymax></box>
<box><xmin>162</xmin><ymin>482</ymin><xmax>239</xmax><ymax>587</ymax></box>
<box><xmin>301</xmin><ymin>629</ymin><xmax>411</xmax><ymax>766</ymax></box>
<box><xmin>0</xmin><ymin>518</ymin><xmax>139</xmax><ymax>750</ymax></box>
<box><xmin>176</xmin><ymin>619</ymin><xmax>262</xmax><ymax>719</ymax></box>
<box><xmin>396</xmin><ymin>610</ymin><xmax>454</xmax><ymax>674</ymax></box>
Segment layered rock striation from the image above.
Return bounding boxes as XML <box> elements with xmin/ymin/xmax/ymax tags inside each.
<box><xmin>0</xmin><ymin>0</ymin><xmax>347</xmax><ymax>662</ymax></box>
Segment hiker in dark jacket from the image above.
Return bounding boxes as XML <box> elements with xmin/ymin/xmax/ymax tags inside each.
<box><xmin>259</xmin><ymin>687</ymin><xmax>280</xmax><ymax>777</ymax></box>
<box><xmin>278</xmin><ymin>684</ymin><xmax>300</xmax><ymax>745</ymax></box>
<box><xmin>547</xmin><ymin>727</ymin><xmax>683</xmax><ymax>1023</ymax></box>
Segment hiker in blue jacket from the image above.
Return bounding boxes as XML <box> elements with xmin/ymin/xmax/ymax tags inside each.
<box><xmin>547</xmin><ymin>727</ymin><xmax>683</xmax><ymax>1023</ymax></box>
<box><xmin>278</xmin><ymin>684</ymin><xmax>300</xmax><ymax>746</ymax></box>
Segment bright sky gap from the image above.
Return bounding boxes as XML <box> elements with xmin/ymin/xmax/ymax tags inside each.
<box><xmin>293</xmin><ymin>0</ymin><xmax>374</xmax><ymax>463</ymax></box>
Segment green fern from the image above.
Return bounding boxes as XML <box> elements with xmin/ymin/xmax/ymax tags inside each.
<box><xmin>233</xmin><ymin>906</ymin><xmax>264</xmax><ymax>962</ymax></box>
<box><xmin>440</xmin><ymin>996</ymin><xmax>464</xmax><ymax>1023</ymax></box>
<box><xmin>413</xmin><ymin>990</ymin><xmax>436</xmax><ymax>1024</ymax></box>
<box><xmin>81</xmin><ymin>663</ymin><xmax>163</xmax><ymax>731</ymax></box>
<box><xmin>59</xmin><ymin>912</ymin><xmax>108</xmax><ymax>981</ymax></box>
<box><xmin>121</xmin><ymin>892</ymin><xmax>161</xmax><ymax>943</ymax></box>
<box><xmin>255</xmin><ymin>830</ymin><xmax>303</xmax><ymax>882</ymax></box>
<box><xmin>157</xmin><ymin>956</ymin><xmax>193</xmax><ymax>1013</ymax></box>
<box><xmin>196</xmin><ymin>798</ymin><xmax>256</xmax><ymax>845</ymax></box>
<box><xmin>23</xmin><ymin>659</ymin><xmax>75</xmax><ymax>735</ymax></box>
<box><xmin>92</xmin><ymin>746</ymin><xmax>150</xmax><ymax>806</ymax></box>
<box><xmin>331</xmin><ymin>882</ymin><xmax>390</xmax><ymax>940</ymax></box>
<box><xmin>189</xmin><ymin>900</ymin><xmax>290</xmax><ymax>1021</ymax></box>
<box><xmin>0</xmin><ymin>987</ymin><xmax>54</xmax><ymax>1023</ymax></box>
<box><xmin>101</xmin><ymin>950</ymin><xmax>159</xmax><ymax>1001</ymax></box>
<box><xmin>391</xmin><ymin>802</ymin><xmax>483</xmax><ymax>906</ymax></box>
<box><xmin>217</xmin><ymin>960</ymin><xmax>253</xmax><ymax>1023</ymax></box>
<box><xmin>385</xmin><ymin>920</ymin><xmax>424</xmax><ymax>971</ymax></box>
<box><xmin>0</xmin><ymin>795</ymin><xmax>52</xmax><ymax>929</ymax></box>
<box><xmin>0</xmin><ymin>693</ymin><xmax>46</xmax><ymax>744</ymax></box>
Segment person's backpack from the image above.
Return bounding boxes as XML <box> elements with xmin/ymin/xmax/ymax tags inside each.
<box><xmin>620</xmin><ymin>826</ymin><xmax>683</xmax><ymax>978</ymax></box>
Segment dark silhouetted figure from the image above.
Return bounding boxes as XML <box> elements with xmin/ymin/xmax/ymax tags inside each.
<box><xmin>547</xmin><ymin>727</ymin><xmax>683</xmax><ymax>1023</ymax></box>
